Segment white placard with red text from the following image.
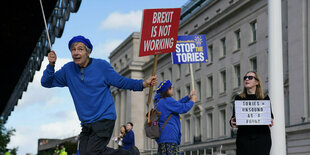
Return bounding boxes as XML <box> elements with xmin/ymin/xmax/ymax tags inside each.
<box><xmin>139</xmin><ymin>8</ymin><xmax>181</xmax><ymax>57</ymax></box>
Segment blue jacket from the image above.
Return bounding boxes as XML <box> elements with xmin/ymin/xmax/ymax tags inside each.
<box><xmin>122</xmin><ymin>130</ymin><xmax>135</xmax><ymax>150</ymax></box>
<box><xmin>41</xmin><ymin>58</ymin><xmax>143</xmax><ymax>124</ymax></box>
<box><xmin>154</xmin><ymin>94</ymin><xmax>194</xmax><ymax>145</ymax></box>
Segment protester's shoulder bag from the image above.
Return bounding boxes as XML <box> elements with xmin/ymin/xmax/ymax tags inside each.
<box><xmin>144</xmin><ymin>99</ymin><xmax>172</xmax><ymax>139</ymax></box>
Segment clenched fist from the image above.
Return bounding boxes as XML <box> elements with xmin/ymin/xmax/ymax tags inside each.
<box><xmin>189</xmin><ymin>90</ymin><xmax>197</xmax><ymax>103</ymax></box>
<box><xmin>48</xmin><ymin>50</ymin><xmax>57</xmax><ymax>66</ymax></box>
<box><xmin>142</xmin><ymin>75</ymin><xmax>157</xmax><ymax>88</ymax></box>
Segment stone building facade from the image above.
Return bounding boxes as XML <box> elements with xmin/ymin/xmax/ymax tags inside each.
<box><xmin>108</xmin><ymin>0</ymin><xmax>310</xmax><ymax>154</ymax></box>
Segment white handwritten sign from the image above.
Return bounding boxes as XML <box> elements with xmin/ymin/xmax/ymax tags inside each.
<box><xmin>235</xmin><ymin>100</ymin><xmax>271</xmax><ymax>125</ymax></box>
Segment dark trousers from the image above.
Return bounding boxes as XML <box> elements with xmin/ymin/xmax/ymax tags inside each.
<box><xmin>236</xmin><ymin>134</ymin><xmax>272</xmax><ymax>155</ymax></box>
<box><xmin>79</xmin><ymin>118</ymin><xmax>129</xmax><ymax>155</ymax></box>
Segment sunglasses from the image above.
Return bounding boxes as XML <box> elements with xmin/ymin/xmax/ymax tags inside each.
<box><xmin>243</xmin><ymin>76</ymin><xmax>258</xmax><ymax>81</ymax></box>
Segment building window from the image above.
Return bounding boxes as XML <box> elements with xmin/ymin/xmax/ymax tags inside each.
<box><xmin>196</xmin><ymin>81</ymin><xmax>201</xmax><ymax>101</ymax></box>
<box><xmin>234</xmin><ymin>64</ymin><xmax>241</xmax><ymax>88</ymax></box>
<box><xmin>207</xmin><ymin>113</ymin><xmax>213</xmax><ymax>138</ymax></box>
<box><xmin>220</xmin><ymin>38</ymin><xmax>226</xmax><ymax>58</ymax></box>
<box><xmin>177</xmin><ymin>64</ymin><xmax>181</xmax><ymax>80</ymax></box>
<box><xmin>176</xmin><ymin>89</ymin><xmax>181</xmax><ymax>100</ymax></box>
<box><xmin>185</xmin><ymin>119</ymin><xmax>191</xmax><ymax>142</ymax></box>
<box><xmin>120</xmin><ymin>59</ymin><xmax>123</xmax><ymax>68</ymax></box>
<box><xmin>219</xmin><ymin>109</ymin><xmax>226</xmax><ymax>136</ymax></box>
<box><xmin>250</xmin><ymin>57</ymin><xmax>257</xmax><ymax>71</ymax></box>
<box><xmin>234</xmin><ymin>29</ymin><xmax>241</xmax><ymax>50</ymax></box>
<box><xmin>114</xmin><ymin>63</ymin><xmax>118</xmax><ymax>71</ymax></box>
<box><xmin>161</xmin><ymin>72</ymin><xmax>165</xmax><ymax>81</ymax></box>
<box><xmin>186</xmin><ymin>85</ymin><xmax>191</xmax><ymax>95</ymax></box>
<box><xmin>195</xmin><ymin>63</ymin><xmax>201</xmax><ymax>70</ymax></box>
<box><xmin>168</xmin><ymin>67</ymin><xmax>172</xmax><ymax>81</ymax></box>
<box><xmin>220</xmin><ymin>70</ymin><xmax>226</xmax><ymax>93</ymax></box>
<box><xmin>125</xmin><ymin>54</ymin><xmax>129</xmax><ymax>61</ymax></box>
<box><xmin>207</xmin><ymin>76</ymin><xmax>213</xmax><ymax>98</ymax></box>
<box><xmin>185</xmin><ymin>64</ymin><xmax>190</xmax><ymax>75</ymax></box>
<box><xmin>208</xmin><ymin>45</ymin><xmax>213</xmax><ymax>63</ymax></box>
<box><xmin>250</xmin><ymin>20</ymin><xmax>257</xmax><ymax>42</ymax></box>
<box><xmin>195</xmin><ymin>115</ymin><xmax>201</xmax><ymax>139</ymax></box>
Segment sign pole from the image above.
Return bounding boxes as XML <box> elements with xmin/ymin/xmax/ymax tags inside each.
<box><xmin>139</xmin><ymin>8</ymin><xmax>181</xmax><ymax>105</ymax></box>
<box><xmin>39</xmin><ymin>0</ymin><xmax>52</xmax><ymax>51</ymax></box>
<box><xmin>147</xmin><ymin>55</ymin><xmax>159</xmax><ymax>105</ymax></box>
<box><xmin>189</xmin><ymin>63</ymin><xmax>195</xmax><ymax>91</ymax></box>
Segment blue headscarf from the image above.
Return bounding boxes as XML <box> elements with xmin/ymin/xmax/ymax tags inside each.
<box><xmin>68</xmin><ymin>35</ymin><xmax>93</xmax><ymax>52</ymax></box>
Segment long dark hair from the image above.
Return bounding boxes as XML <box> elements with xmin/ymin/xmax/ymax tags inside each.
<box><xmin>120</xmin><ymin>125</ymin><xmax>127</xmax><ymax>137</ymax></box>
<box><xmin>160</xmin><ymin>86</ymin><xmax>172</xmax><ymax>98</ymax></box>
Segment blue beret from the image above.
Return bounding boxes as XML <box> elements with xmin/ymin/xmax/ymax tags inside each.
<box><xmin>156</xmin><ymin>80</ymin><xmax>172</xmax><ymax>94</ymax></box>
<box><xmin>68</xmin><ymin>35</ymin><xmax>93</xmax><ymax>52</ymax></box>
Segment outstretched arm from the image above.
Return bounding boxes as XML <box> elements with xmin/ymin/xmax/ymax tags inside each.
<box><xmin>178</xmin><ymin>90</ymin><xmax>197</xmax><ymax>103</ymax></box>
<box><xmin>166</xmin><ymin>97</ymin><xmax>194</xmax><ymax>114</ymax></box>
<box><xmin>104</xmin><ymin>60</ymin><xmax>157</xmax><ymax>91</ymax></box>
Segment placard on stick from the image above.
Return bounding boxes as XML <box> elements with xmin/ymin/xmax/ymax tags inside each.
<box><xmin>139</xmin><ymin>8</ymin><xmax>181</xmax><ymax>57</ymax></box>
<box><xmin>235</xmin><ymin>100</ymin><xmax>272</xmax><ymax>125</ymax></box>
<box><xmin>172</xmin><ymin>35</ymin><xmax>208</xmax><ymax>64</ymax></box>
<box><xmin>171</xmin><ymin>35</ymin><xmax>208</xmax><ymax>90</ymax></box>
<box><xmin>139</xmin><ymin>8</ymin><xmax>181</xmax><ymax>105</ymax></box>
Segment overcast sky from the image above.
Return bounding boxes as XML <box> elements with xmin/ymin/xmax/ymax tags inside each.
<box><xmin>5</xmin><ymin>0</ymin><xmax>188</xmax><ymax>154</ymax></box>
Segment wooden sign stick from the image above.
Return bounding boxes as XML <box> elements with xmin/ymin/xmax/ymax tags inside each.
<box><xmin>189</xmin><ymin>63</ymin><xmax>195</xmax><ymax>91</ymax></box>
<box><xmin>147</xmin><ymin>55</ymin><xmax>159</xmax><ymax>105</ymax></box>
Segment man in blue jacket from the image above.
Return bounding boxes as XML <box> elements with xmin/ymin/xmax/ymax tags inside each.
<box><xmin>122</xmin><ymin>122</ymin><xmax>135</xmax><ymax>151</ymax></box>
<box><xmin>41</xmin><ymin>35</ymin><xmax>157</xmax><ymax>155</ymax></box>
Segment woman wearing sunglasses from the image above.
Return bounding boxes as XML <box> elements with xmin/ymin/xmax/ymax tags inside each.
<box><xmin>230</xmin><ymin>71</ymin><xmax>274</xmax><ymax>155</ymax></box>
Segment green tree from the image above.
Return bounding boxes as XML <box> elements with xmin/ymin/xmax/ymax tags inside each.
<box><xmin>10</xmin><ymin>147</ymin><xmax>18</xmax><ymax>155</ymax></box>
<box><xmin>0</xmin><ymin>118</ymin><xmax>16</xmax><ymax>153</ymax></box>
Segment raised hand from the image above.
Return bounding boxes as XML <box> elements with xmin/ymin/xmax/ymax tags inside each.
<box><xmin>48</xmin><ymin>50</ymin><xmax>57</xmax><ymax>66</ymax></box>
<box><xmin>189</xmin><ymin>90</ymin><xmax>197</xmax><ymax>103</ymax></box>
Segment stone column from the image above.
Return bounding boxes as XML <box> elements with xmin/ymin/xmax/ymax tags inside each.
<box><xmin>130</xmin><ymin>85</ymin><xmax>146</xmax><ymax>150</ymax></box>
<box><xmin>120</xmin><ymin>90</ymin><xmax>126</xmax><ymax>125</ymax></box>
<box><xmin>109</xmin><ymin>91</ymin><xmax>120</xmax><ymax>148</ymax></box>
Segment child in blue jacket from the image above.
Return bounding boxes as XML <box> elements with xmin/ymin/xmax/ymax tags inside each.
<box><xmin>154</xmin><ymin>80</ymin><xmax>196</xmax><ymax>155</ymax></box>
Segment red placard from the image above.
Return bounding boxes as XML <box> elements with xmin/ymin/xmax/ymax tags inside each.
<box><xmin>139</xmin><ymin>8</ymin><xmax>181</xmax><ymax>57</ymax></box>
